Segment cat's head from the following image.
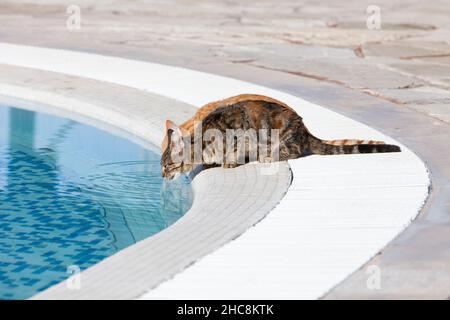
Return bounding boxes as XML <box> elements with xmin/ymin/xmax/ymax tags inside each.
<box><xmin>161</xmin><ymin>120</ymin><xmax>193</xmax><ymax>180</ymax></box>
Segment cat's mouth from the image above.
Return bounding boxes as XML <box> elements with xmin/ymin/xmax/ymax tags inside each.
<box><xmin>162</xmin><ymin>162</ymin><xmax>183</xmax><ymax>180</ymax></box>
<box><xmin>166</xmin><ymin>171</ymin><xmax>181</xmax><ymax>180</ymax></box>
<box><xmin>162</xmin><ymin>167</ymin><xmax>182</xmax><ymax>180</ymax></box>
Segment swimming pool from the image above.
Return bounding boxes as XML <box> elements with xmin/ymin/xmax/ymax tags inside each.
<box><xmin>0</xmin><ymin>103</ymin><xmax>193</xmax><ymax>299</ymax></box>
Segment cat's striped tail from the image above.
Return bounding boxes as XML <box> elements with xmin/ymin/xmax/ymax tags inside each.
<box><xmin>323</xmin><ymin>139</ymin><xmax>385</xmax><ymax>146</ymax></box>
<box><xmin>309</xmin><ymin>136</ymin><xmax>401</xmax><ymax>155</ymax></box>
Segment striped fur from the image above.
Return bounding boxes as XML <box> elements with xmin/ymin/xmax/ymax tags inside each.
<box><xmin>323</xmin><ymin>139</ymin><xmax>385</xmax><ymax>146</ymax></box>
<box><xmin>161</xmin><ymin>94</ymin><xmax>401</xmax><ymax>179</ymax></box>
<box><xmin>161</xmin><ymin>94</ymin><xmax>294</xmax><ymax>151</ymax></box>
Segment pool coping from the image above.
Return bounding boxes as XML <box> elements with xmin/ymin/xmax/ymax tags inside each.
<box><xmin>0</xmin><ymin>43</ymin><xmax>430</xmax><ymax>299</ymax></box>
<box><xmin>0</xmin><ymin>67</ymin><xmax>292</xmax><ymax>299</ymax></box>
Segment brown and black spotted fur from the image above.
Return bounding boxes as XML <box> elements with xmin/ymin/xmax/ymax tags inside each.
<box><xmin>161</xmin><ymin>95</ymin><xmax>400</xmax><ymax>179</ymax></box>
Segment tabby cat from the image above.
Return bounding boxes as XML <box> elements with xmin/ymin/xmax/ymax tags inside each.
<box><xmin>161</xmin><ymin>94</ymin><xmax>400</xmax><ymax>179</ymax></box>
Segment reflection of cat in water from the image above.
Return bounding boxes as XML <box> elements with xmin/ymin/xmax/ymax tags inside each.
<box><xmin>160</xmin><ymin>176</ymin><xmax>193</xmax><ymax>227</ymax></box>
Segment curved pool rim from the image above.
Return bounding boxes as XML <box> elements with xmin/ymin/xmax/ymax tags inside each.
<box><xmin>0</xmin><ymin>43</ymin><xmax>429</xmax><ymax>299</ymax></box>
<box><xmin>0</xmin><ymin>68</ymin><xmax>292</xmax><ymax>299</ymax></box>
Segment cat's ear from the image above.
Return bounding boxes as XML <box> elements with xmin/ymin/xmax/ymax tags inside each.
<box><xmin>165</xmin><ymin>120</ymin><xmax>182</xmax><ymax>135</ymax></box>
<box><xmin>166</xmin><ymin>120</ymin><xmax>188</xmax><ymax>137</ymax></box>
<box><xmin>166</xmin><ymin>120</ymin><xmax>184</xmax><ymax>154</ymax></box>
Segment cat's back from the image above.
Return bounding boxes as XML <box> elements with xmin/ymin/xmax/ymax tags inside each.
<box><xmin>182</xmin><ymin>94</ymin><xmax>295</xmax><ymax>131</ymax></box>
<box><xmin>201</xmin><ymin>98</ymin><xmax>300</xmax><ymax>132</ymax></box>
<box><xmin>203</xmin><ymin>94</ymin><xmax>293</xmax><ymax>111</ymax></box>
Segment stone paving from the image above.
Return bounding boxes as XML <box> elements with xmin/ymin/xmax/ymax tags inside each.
<box><xmin>1</xmin><ymin>0</ymin><xmax>450</xmax><ymax>123</ymax></box>
<box><xmin>1</xmin><ymin>0</ymin><xmax>450</xmax><ymax>299</ymax></box>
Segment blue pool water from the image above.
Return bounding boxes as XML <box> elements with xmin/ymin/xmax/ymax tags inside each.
<box><xmin>0</xmin><ymin>103</ymin><xmax>193</xmax><ymax>299</ymax></box>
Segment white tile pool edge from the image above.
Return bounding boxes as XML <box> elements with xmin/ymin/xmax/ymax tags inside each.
<box><xmin>0</xmin><ymin>69</ymin><xmax>293</xmax><ymax>299</ymax></box>
<box><xmin>0</xmin><ymin>43</ymin><xmax>430</xmax><ymax>299</ymax></box>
